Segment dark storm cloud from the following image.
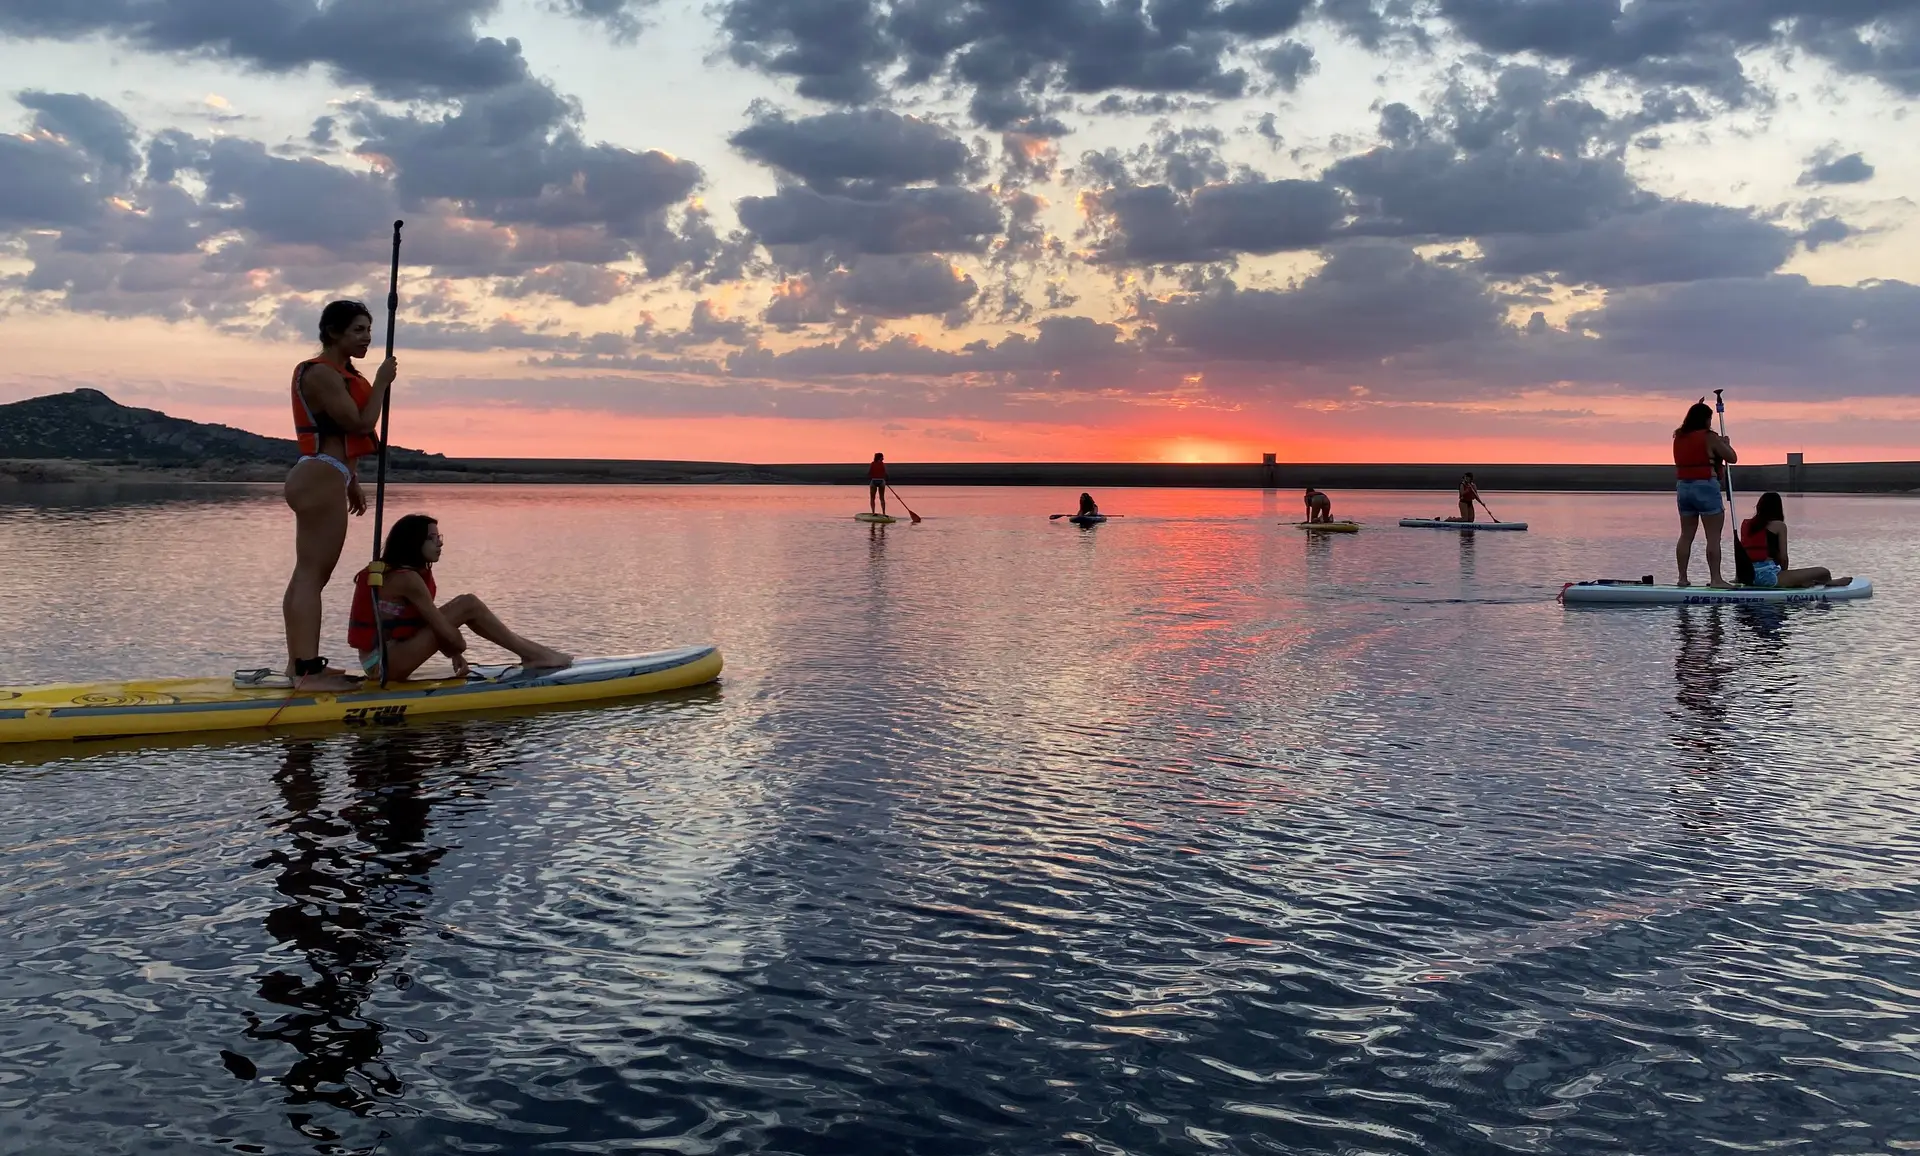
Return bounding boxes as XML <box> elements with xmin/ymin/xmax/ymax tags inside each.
<box><xmin>723</xmin><ymin>0</ymin><xmax>898</xmax><ymax>103</ymax></box>
<box><xmin>551</xmin><ymin>0</ymin><xmax>655</xmax><ymax>38</ymax></box>
<box><xmin>1566</xmin><ymin>273</ymin><xmax>1920</xmax><ymax>394</ymax></box>
<box><xmin>1327</xmin><ymin>91</ymin><xmax>1641</xmax><ymax>240</ymax></box>
<box><xmin>764</xmin><ymin>253</ymin><xmax>978</xmax><ymax>326</ymax></box>
<box><xmin>193</xmin><ymin>137</ymin><xmax>401</xmax><ymax>249</ymax></box>
<box><xmin>17</xmin><ymin>91</ymin><xmax>140</xmax><ymax>184</ymax></box>
<box><xmin>1145</xmin><ymin>242</ymin><xmax>1503</xmax><ymax>363</ymax></box>
<box><xmin>736</xmin><ymin>185</ymin><xmax>1002</xmax><ymax>255</ymax></box>
<box><xmin>721</xmin><ymin>0</ymin><xmax>1315</xmax><ymax>126</ymax></box>
<box><xmin>1477</xmin><ymin>201</ymin><xmax>1797</xmax><ymax>287</ymax></box>
<box><xmin>0</xmin><ymin>126</ymin><xmax>106</xmax><ymax>228</ymax></box>
<box><xmin>1259</xmin><ymin>40</ymin><xmax>1318</xmax><ymax>91</ymax></box>
<box><xmin>0</xmin><ymin>0</ymin><xmax>529</xmax><ymax>99</ymax></box>
<box><xmin>1799</xmin><ymin>151</ymin><xmax>1876</xmax><ymax>186</ymax></box>
<box><xmin>498</xmin><ymin>262</ymin><xmax>634</xmax><ymax>306</ymax></box>
<box><xmin>1435</xmin><ymin>0</ymin><xmax>1920</xmax><ymax>99</ymax></box>
<box><xmin>1085</xmin><ymin>179</ymin><xmax>1347</xmax><ymax>263</ymax></box>
<box><xmin>730</xmin><ymin>108</ymin><xmax>974</xmax><ymax>191</ymax></box>
<box><xmin>349</xmin><ymin>82</ymin><xmax>702</xmax><ymax>239</ymax></box>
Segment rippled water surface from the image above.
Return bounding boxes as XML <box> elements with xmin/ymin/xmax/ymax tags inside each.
<box><xmin>3</xmin><ymin>484</ymin><xmax>1917</xmax><ymax>1155</ymax></box>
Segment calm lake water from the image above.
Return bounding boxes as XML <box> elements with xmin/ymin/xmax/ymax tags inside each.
<box><xmin>2</xmin><ymin>484</ymin><xmax>1916</xmax><ymax>1156</ymax></box>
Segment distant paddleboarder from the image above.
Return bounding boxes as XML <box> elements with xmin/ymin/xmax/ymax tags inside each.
<box><xmin>1672</xmin><ymin>400</ymin><xmax>1738</xmax><ymax>588</ymax></box>
<box><xmin>1451</xmin><ymin>473</ymin><xmax>1487</xmax><ymax>522</ymax></box>
<box><xmin>1304</xmin><ymin>486</ymin><xmax>1333</xmax><ymax>524</ymax></box>
<box><xmin>1078</xmin><ymin>492</ymin><xmax>1100</xmax><ymax>518</ymax></box>
<box><xmin>1736</xmin><ymin>492</ymin><xmax>1850</xmax><ymax>590</ymax></box>
<box><xmin>349</xmin><ymin>514</ymin><xmax>571</xmax><ymax>681</ymax></box>
<box><xmin>283</xmin><ymin>299</ymin><xmax>396</xmax><ymax>689</ymax></box>
<box><xmin>868</xmin><ymin>453</ymin><xmax>889</xmax><ymax>516</ymax></box>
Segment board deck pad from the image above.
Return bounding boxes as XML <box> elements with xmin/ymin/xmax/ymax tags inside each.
<box><xmin>1</xmin><ymin>646</ymin><xmax>723</xmax><ymax>744</ymax></box>
<box><xmin>1399</xmin><ymin>518</ymin><xmax>1528</xmax><ymax>531</ymax></box>
<box><xmin>855</xmin><ymin>513</ymin><xmax>896</xmax><ymax>523</ymax></box>
<box><xmin>1561</xmin><ymin>577</ymin><xmax>1872</xmax><ymax>606</ymax></box>
<box><xmin>1293</xmin><ymin>521</ymin><xmax>1360</xmax><ymax>533</ymax></box>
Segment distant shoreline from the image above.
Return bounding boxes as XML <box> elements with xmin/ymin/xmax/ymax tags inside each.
<box><xmin>6</xmin><ymin>457</ymin><xmax>1919</xmax><ymax>493</ymax></box>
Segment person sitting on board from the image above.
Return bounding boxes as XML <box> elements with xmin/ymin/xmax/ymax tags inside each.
<box><xmin>1450</xmin><ymin>473</ymin><xmax>1481</xmax><ymax>522</ymax></box>
<box><xmin>1672</xmin><ymin>400</ymin><xmax>1738</xmax><ymax>588</ymax></box>
<box><xmin>348</xmin><ymin>514</ymin><xmax>571</xmax><ymax>681</ymax></box>
<box><xmin>1304</xmin><ymin>487</ymin><xmax>1333</xmax><ymax>524</ymax></box>
<box><xmin>1736</xmin><ymin>492</ymin><xmax>1851</xmax><ymax>590</ymax></box>
<box><xmin>1077</xmin><ymin>492</ymin><xmax>1100</xmax><ymax>517</ymax></box>
<box><xmin>284</xmin><ymin>299</ymin><xmax>397</xmax><ymax>689</ymax></box>
<box><xmin>868</xmin><ymin>453</ymin><xmax>889</xmax><ymax>516</ymax></box>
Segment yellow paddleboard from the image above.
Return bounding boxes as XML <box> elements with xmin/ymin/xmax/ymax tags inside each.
<box><xmin>1293</xmin><ymin>521</ymin><xmax>1360</xmax><ymax>533</ymax></box>
<box><xmin>0</xmin><ymin>646</ymin><xmax>722</xmax><ymax>744</ymax></box>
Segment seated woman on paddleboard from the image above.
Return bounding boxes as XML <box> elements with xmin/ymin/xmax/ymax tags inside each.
<box><xmin>1077</xmin><ymin>492</ymin><xmax>1100</xmax><ymax>517</ymax></box>
<box><xmin>868</xmin><ymin>453</ymin><xmax>889</xmax><ymax>516</ymax></box>
<box><xmin>1304</xmin><ymin>487</ymin><xmax>1333</xmax><ymax>524</ymax></box>
<box><xmin>284</xmin><ymin>300</ymin><xmax>396</xmax><ymax>689</ymax></box>
<box><xmin>1736</xmin><ymin>492</ymin><xmax>1851</xmax><ymax>590</ymax></box>
<box><xmin>349</xmin><ymin>514</ymin><xmax>571</xmax><ymax>681</ymax></box>
<box><xmin>1672</xmin><ymin>400</ymin><xmax>1737</xmax><ymax>588</ymax></box>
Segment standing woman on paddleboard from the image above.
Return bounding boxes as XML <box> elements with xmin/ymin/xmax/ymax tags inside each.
<box><xmin>1454</xmin><ymin>473</ymin><xmax>1481</xmax><ymax>522</ymax></box>
<box><xmin>1672</xmin><ymin>400</ymin><xmax>1738</xmax><ymax>588</ymax></box>
<box><xmin>868</xmin><ymin>453</ymin><xmax>889</xmax><ymax>516</ymax></box>
<box><xmin>283</xmin><ymin>299</ymin><xmax>396</xmax><ymax>688</ymax></box>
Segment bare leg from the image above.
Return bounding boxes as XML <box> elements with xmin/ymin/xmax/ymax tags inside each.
<box><xmin>1777</xmin><ymin>566</ymin><xmax>1835</xmax><ymax>589</ymax></box>
<box><xmin>444</xmin><ymin>594</ymin><xmax>572</xmax><ymax>668</ymax></box>
<box><xmin>1703</xmin><ymin>510</ymin><xmax>1731</xmax><ymax>587</ymax></box>
<box><xmin>1675</xmin><ymin>513</ymin><xmax>1700</xmax><ymax>585</ymax></box>
<box><xmin>282</xmin><ymin>461</ymin><xmax>358</xmax><ymax>689</ymax></box>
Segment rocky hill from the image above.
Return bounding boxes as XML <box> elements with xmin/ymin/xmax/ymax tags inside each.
<box><xmin>0</xmin><ymin>388</ymin><xmax>441</xmax><ymax>466</ymax></box>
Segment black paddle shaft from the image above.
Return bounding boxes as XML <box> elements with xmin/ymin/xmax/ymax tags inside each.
<box><xmin>369</xmin><ymin>220</ymin><xmax>403</xmax><ymax>683</ymax></box>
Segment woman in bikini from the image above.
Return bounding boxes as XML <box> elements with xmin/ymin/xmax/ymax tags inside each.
<box><xmin>349</xmin><ymin>514</ymin><xmax>571</xmax><ymax>681</ymax></box>
<box><xmin>283</xmin><ymin>300</ymin><xmax>395</xmax><ymax>688</ymax></box>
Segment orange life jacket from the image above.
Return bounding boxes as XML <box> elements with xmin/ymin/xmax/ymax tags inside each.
<box><xmin>292</xmin><ymin>357</ymin><xmax>380</xmax><ymax>461</ymax></box>
<box><xmin>347</xmin><ymin>565</ymin><xmax>434</xmax><ymax>652</ymax></box>
<box><xmin>1739</xmin><ymin>519</ymin><xmax>1777</xmax><ymax>564</ymax></box>
<box><xmin>1673</xmin><ymin>429</ymin><xmax>1716</xmax><ymax>481</ymax></box>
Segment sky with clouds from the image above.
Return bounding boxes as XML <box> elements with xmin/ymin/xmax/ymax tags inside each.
<box><xmin>2</xmin><ymin>0</ymin><xmax>1917</xmax><ymax>463</ymax></box>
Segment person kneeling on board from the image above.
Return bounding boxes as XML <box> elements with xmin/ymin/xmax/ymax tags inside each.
<box><xmin>1304</xmin><ymin>487</ymin><xmax>1333</xmax><ymax>524</ymax></box>
<box><xmin>1077</xmin><ymin>492</ymin><xmax>1100</xmax><ymax>517</ymax></box>
<box><xmin>349</xmin><ymin>514</ymin><xmax>572</xmax><ymax>681</ymax></box>
<box><xmin>1736</xmin><ymin>493</ymin><xmax>1851</xmax><ymax>590</ymax></box>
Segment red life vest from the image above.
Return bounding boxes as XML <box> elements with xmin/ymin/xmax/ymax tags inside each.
<box><xmin>1673</xmin><ymin>429</ymin><xmax>1716</xmax><ymax>481</ymax></box>
<box><xmin>1739</xmin><ymin>519</ymin><xmax>1777</xmax><ymax>564</ymax></box>
<box><xmin>347</xmin><ymin>565</ymin><xmax>435</xmax><ymax>651</ymax></box>
<box><xmin>1460</xmin><ymin>480</ymin><xmax>1478</xmax><ymax>501</ymax></box>
<box><xmin>293</xmin><ymin>357</ymin><xmax>380</xmax><ymax>461</ymax></box>
<box><xmin>868</xmin><ymin>461</ymin><xmax>887</xmax><ymax>480</ymax></box>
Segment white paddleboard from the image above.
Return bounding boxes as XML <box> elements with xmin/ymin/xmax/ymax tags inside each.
<box><xmin>1399</xmin><ymin>518</ymin><xmax>1527</xmax><ymax>531</ymax></box>
<box><xmin>1560</xmin><ymin>577</ymin><xmax>1872</xmax><ymax>606</ymax></box>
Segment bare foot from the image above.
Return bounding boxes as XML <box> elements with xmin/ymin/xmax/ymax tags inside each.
<box><xmin>518</xmin><ymin>646</ymin><xmax>573</xmax><ymax>669</ymax></box>
<box><xmin>1707</xmin><ymin>579</ymin><xmax>1736</xmax><ymax>589</ymax></box>
<box><xmin>1827</xmin><ymin>576</ymin><xmax>1854</xmax><ymax>587</ymax></box>
<box><xmin>1675</xmin><ymin>578</ymin><xmax>1692</xmax><ymax>587</ymax></box>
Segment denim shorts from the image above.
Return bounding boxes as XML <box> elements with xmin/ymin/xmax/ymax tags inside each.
<box><xmin>1675</xmin><ymin>478</ymin><xmax>1724</xmax><ymax>517</ymax></box>
<box><xmin>1749</xmin><ymin>559</ymin><xmax>1781</xmax><ymax>588</ymax></box>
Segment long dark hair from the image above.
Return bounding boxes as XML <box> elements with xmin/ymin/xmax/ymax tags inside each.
<box><xmin>1675</xmin><ymin>401</ymin><xmax>1714</xmax><ymax>437</ymax></box>
<box><xmin>1748</xmin><ymin>491</ymin><xmax>1785</xmax><ymax>530</ymax></box>
<box><xmin>318</xmin><ymin>299</ymin><xmax>372</xmax><ymax>347</ymax></box>
<box><xmin>381</xmin><ymin>514</ymin><xmax>438</xmax><ymax>569</ymax></box>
